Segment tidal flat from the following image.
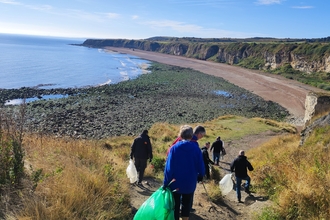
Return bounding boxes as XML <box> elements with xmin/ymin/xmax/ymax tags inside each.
<box><xmin>1</xmin><ymin>63</ymin><xmax>289</xmax><ymax>139</ymax></box>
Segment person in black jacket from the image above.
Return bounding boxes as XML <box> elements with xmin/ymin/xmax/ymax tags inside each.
<box><xmin>230</xmin><ymin>150</ymin><xmax>254</xmax><ymax>203</ymax></box>
<box><xmin>210</xmin><ymin>136</ymin><xmax>223</xmax><ymax>165</ymax></box>
<box><xmin>201</xmin><ymin>142</ymin><xmax>214</xmax><ymax>179</ymax></box>
<box><xmin>130</xmin><ymin>130</ymin><xmax>153</xmax><ymax>185</ymax></box>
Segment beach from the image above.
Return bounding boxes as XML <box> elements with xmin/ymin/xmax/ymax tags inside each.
<box><xmin>105</xmin><ymin>47</ymin><xmax>324</xmax><ymax>124</ymax></box>
<box><xmin>0</xmin><ymin>62</ymin><xmax>287</xmax><ymax>139</ymax></box>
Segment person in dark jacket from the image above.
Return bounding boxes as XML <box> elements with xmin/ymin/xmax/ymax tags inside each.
<box><xmin>130</xmin><ymin>130</ymin><xmax>153</xmax><ymax>185</ymax></box>
<box><xmin>201</xmin><ymin>142</ymin><xmax>214</xmax><ymax>179</ymax></box>
<box><xmin>230</xmin><ymin>150</ymin><xmax>254</xmax><ymax>203</ymax></box>
<box><xmin>210</xmin><ymin>136</ymin><xmax>224</xmax><ymax>165</ymax></box>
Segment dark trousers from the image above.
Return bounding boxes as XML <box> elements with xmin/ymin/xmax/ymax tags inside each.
<box><xmin>204</xmin><ymin>163</ymin><xmax>210</xmax><ymax>179</ymax></box>
<box><xmin>173</xmin><ymin>192</ymin><xmax>193</xmax><ymax>220</ymax></box>
<box><xmin>134</xmin><ymin>158</ymin><xmax>147</xmax><ymax>183</ymax></box>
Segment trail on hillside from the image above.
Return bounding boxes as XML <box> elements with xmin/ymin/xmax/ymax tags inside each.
<box><xmin>105</xmin><ymin>47</ymin><xmax>324</xmax><ymax>127</ymax></box>
<box><xmin>130</xmin><ymin>130</ymin><xmax>279</xmax><ymax>220</ymax></box>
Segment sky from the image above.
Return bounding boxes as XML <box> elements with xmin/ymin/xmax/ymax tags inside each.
<box><xmin>0</xmin><ymin>0</ymin><xmax>328</xmax><ymax>40</ymax></box>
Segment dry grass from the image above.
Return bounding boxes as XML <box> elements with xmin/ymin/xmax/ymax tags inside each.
<box><xmin>250</xmin><ymin>124</ymin><xmax>330</xmax><ymax>219</ymax></box>
<box><xmin>2</xmin><ymin>115</ymin><xmax>299</xmax><ymax>219</ymax></box>
<box><xmin>18</xmin><ymin>135</ymin><xmax>133</xmax><ymax>220</ymax></box>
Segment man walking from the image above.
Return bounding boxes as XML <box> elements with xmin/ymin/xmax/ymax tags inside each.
<box><xmin>201</xmin><ymin>142</ymin><xmax>214</xmax><ymax>179</ymax></box>
<box><xmin>130</xmin><ymin>130</ymin><xmax>153</xmax><ymax>186</ymax></box>
<box><xmin>230</xmin><ymin>150</ymin><xmax>254</xmax><ymax>203</ymax></box>
<box><xmin>210</xmin><ymin>136</ymin><xmax>223</xmax><ymax>165</ymax></box>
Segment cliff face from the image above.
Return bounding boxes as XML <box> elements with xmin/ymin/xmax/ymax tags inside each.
<box><xmin>304</xmin><ymin>92</ymin><xmax>330</xmax><ymax>124</ymax></box>
<box><xmin>82</xmin><ymin>39</ymin><xmax>330</xmax><ymax>74</ymax></box>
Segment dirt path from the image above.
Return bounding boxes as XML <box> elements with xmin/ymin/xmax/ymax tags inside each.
<box><xmin>130</xmin><ymin>130</ymin><xmax>280</xmax><ymax>220</ymax></box>
<box><xmin>105</xmin><ymin>47</ymin><xmax>323</xmax><ymax>124</ymax></box>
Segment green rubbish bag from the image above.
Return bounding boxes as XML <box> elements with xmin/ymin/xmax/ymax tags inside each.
<box><xmin>133</xmin><ymin>186</ymin><xmax>175</xmax><ymax>220</ymax></box>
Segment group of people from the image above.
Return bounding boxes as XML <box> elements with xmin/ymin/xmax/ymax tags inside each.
<box><xmin>130</xmin><ymin>126</ymin><xmax>254</xmax><ymax>220</ymax></box>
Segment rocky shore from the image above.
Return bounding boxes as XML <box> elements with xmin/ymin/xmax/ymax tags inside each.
<box><xmin>1</xmin><ymin>63</ymin><xmax>289</xmax><ymax>139</ymax></box>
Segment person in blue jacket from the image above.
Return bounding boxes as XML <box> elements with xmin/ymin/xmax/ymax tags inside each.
<box><xmin>163</xmin><ymin>125</ymin><xmax>205</xmax><ymax>220</ymax></box>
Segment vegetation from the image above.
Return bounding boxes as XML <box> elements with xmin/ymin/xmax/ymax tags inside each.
<box><xmin>0</xmin><ymin>105</ymin><xmax>25</xmax><ymax>185</ymax></box>
<box><xmin>250</xmin><ymin>120</ymin><xmax>330</xmax><ymax>219</ymax></box>
<box><xmin>0</xmin><ymin>110</ymin><xmax>296</xmax><ymax>219</ymax></box>
<box><xmin>269</xmin><ymin>63</ymin><xmax>330</xmax><ymax>90</ymax></box>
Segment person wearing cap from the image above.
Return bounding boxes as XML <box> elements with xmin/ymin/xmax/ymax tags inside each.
<box><xmin>230</xmin><ymin>150</ymin><xmax>254</xmax><ymax>203</ymax></box>
<box><xmin>210</xmin><ymin>136</ymin><xmax>224</xmax><ymax>165</ymax></box>
<box><xmin>130</xmin><ymin>129</ymin><xmax>153</xmax><ymax>186</ymax></box>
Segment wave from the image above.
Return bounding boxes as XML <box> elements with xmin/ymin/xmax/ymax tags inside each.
<box><xmin>98</xmin><ymin>79</ymin><xmax>112</xmax><ymax>86</ymax></box>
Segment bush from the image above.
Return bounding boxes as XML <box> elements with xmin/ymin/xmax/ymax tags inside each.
<box><xmin>150</xmin><ymin>156</ymin><xmax>165</xmax><ymax>173</ymax></box>
<box><xmin>0</xmin><ymin>105</ymin><xmax>25</xmax><ymax>185</ymax></box>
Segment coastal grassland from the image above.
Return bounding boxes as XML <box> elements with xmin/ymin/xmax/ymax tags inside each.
<box><xmin>249</xmin><ymin>122</ymin><xmax>330</xmax><ymax>219</ymax></box>
<box><xmin>1</xmin><ymin>111</ymin><xmax>295</xmax><ymax>219</ymax></box>
<box><xmin>148</xmin><ymin>115</ymin><xmax>295</xmax><ymax>157</ymax></box>
<box><xmin>14</xmin><ymin>62</ymin><xmax>288</xmax><ymax>139</ymax></box>
<box><xmin>15</xmin><ymin>135</ymin><xmax>134</xmax><ymax>220</ymax></box>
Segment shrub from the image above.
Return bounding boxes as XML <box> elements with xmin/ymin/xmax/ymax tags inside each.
<box><xmin>0</xmin><ymin>105</ymin><xmax>25</xmax><ymax>185</ymax></box>
<box><xmin>150</xmin><ymin>156</ymin><xmax>165</xmax><ymax>173</ymax></box>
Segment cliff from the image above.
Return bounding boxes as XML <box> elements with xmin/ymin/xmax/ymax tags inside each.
<box><xmin>81</xmin><ymin>39</ymin><xmax>330</xmax><ymax>74</ymax></box>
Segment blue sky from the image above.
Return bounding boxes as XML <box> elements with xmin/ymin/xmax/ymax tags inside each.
<box><xmin>0</xmin><ymin>0</ymin><xmax>327</xmax><ymax>39</ymax></box>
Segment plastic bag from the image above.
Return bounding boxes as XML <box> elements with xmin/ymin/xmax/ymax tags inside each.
<box><xmin>133</xmin><ymin>187</ymin><xmax>175</xmax><ymax>220</ymax></box>
<box><xmin>126</xmin><ymin>159</ymin><xmax>138</xmax><ymax>183</ymax></box>
<box><xmin>219</xmin><ymin>173</ymin><xmax>233</xmax><ymax>195</ymax></box>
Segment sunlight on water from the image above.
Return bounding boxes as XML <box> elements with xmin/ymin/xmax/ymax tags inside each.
<box><xmin>214</xmin><ymin>90</ymin><xmax>231</xmax><ymax>97</ymax></box>
<box><xmin>0</xmin><ymin>34</ymin><xmax>150</xmax><ymax>89</ymax></box>
<box><xmin>5</xmin><ymin>94</ymin><xmax>69</xmax><ymax>106</ymax></box>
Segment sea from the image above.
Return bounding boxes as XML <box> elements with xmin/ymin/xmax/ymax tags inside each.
<box><xmin>0</xmin><ymin>33</ymin><xmax>150</xmax><ymax>90</ymax></box>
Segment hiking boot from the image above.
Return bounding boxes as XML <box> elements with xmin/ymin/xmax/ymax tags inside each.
<box><xmin>245</xmin><ymin>189</ymin><xmax>251</xmax><ymax>194</ymax></box>
<box><xmin>190</xmin><ymin>208</ymin><xmax>196</xmax><ymax>213</ymax></box>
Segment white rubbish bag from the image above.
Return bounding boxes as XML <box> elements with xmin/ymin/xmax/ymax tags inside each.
<box><xmin>126</xmin><ymin>159</ymin><xmax>138</xmax><ymax>183</ymax></box>
<box><xmin>219</xmin><ymin>173</ymin><xmax>233</xmax><ymax>195</ymax></box>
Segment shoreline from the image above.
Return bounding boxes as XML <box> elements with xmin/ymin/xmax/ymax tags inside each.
<box><xmin>2</xmin><ymin>63</ymin><xmax>291</xmax><ymax>139</ymax></box>
<box><xmin>104</xmin><ymin>46</ymin><xmax>324</xmax><ymax>124</ymax></box>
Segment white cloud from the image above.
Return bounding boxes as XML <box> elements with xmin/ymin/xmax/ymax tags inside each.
<box><xmin>146</xmin><ymin>20</ymin><xmax>202</xmax><ymax>33</ymax></box>
<box><xmin>144</xmin><ymin>19</ymin><xmax>261</xmax><ymax>38</ymax></box>
<box><xmin>0</xmin><ymin>0</ymin><xmax>20</xmax><ymax>5</ymax></box>
<box><xmin>105</xmin><ymin>13</ymin><xmax>120</xmax><ymax>19</ymax></box>
<box><xmin>27</xmin><ymin>4</ymin><xmax>53</xmax><ymax>11</ymax></box>
<box><xmin>64</xmin><ymin>9</ymin><xmax>105</xmax><ymax>22</ymax></box>
<box><xmin>131</xmin><ymin>15</ymin><xmax>139</xmax><ymax>20</ymax></box>
<box><xmin>255</xmin><ymin>0</ymin><xmax>283</xmax><ymax>5</ymax></box>
<box><xmin>292</xmin><ymin>5</ymin><xmax>314</xmax><ymax>9</ymax></box>
<box><xmin>0</xmin><ymin>0</ymin><xmax>52</xmax><ymax>11</ymax></box>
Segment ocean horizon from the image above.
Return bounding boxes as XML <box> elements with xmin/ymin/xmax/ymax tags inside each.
<box><xmin>0</xmin><ymin>33</ymin><xmax>150</xmax><ymax>90</ymax></box>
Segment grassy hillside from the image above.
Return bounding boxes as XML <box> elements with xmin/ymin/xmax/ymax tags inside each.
<box><xmin>1</xmin><ymin>114</ymin><xmax>296</xmax><ymax>219</ymax></box>
<box><xmin>249</xmin><ymin>118</ymin><xmax>330</xmax><ymax>219</ymax></box>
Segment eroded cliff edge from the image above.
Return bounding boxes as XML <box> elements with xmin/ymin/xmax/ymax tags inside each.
<box><xmin>80</xmin><ymin>39</ymin><xmax>330</xmax><ymax>74</ymax></box>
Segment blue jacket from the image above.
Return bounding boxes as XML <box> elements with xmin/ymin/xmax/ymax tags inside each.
<box><xmin>163</xmin><ymin>140</ymin><xmax>205</xmax><ymax>194</ymax></box>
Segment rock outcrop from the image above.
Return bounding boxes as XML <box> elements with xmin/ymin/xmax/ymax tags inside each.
<box><xmin>304</xmin><ymin>92</ymin><xmax>330</xmax><ymax>124</ymax></box>
<box><xmin>300</xmin><ymin>113</ymin><xmax>330</xmax><ymax>146</ymax></box>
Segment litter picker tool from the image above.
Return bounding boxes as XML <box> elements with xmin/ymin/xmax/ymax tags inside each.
<box><xmin>201</xmin><ymin>181</ymin><xmax>220</xmax><ymax>213</ymax></box>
